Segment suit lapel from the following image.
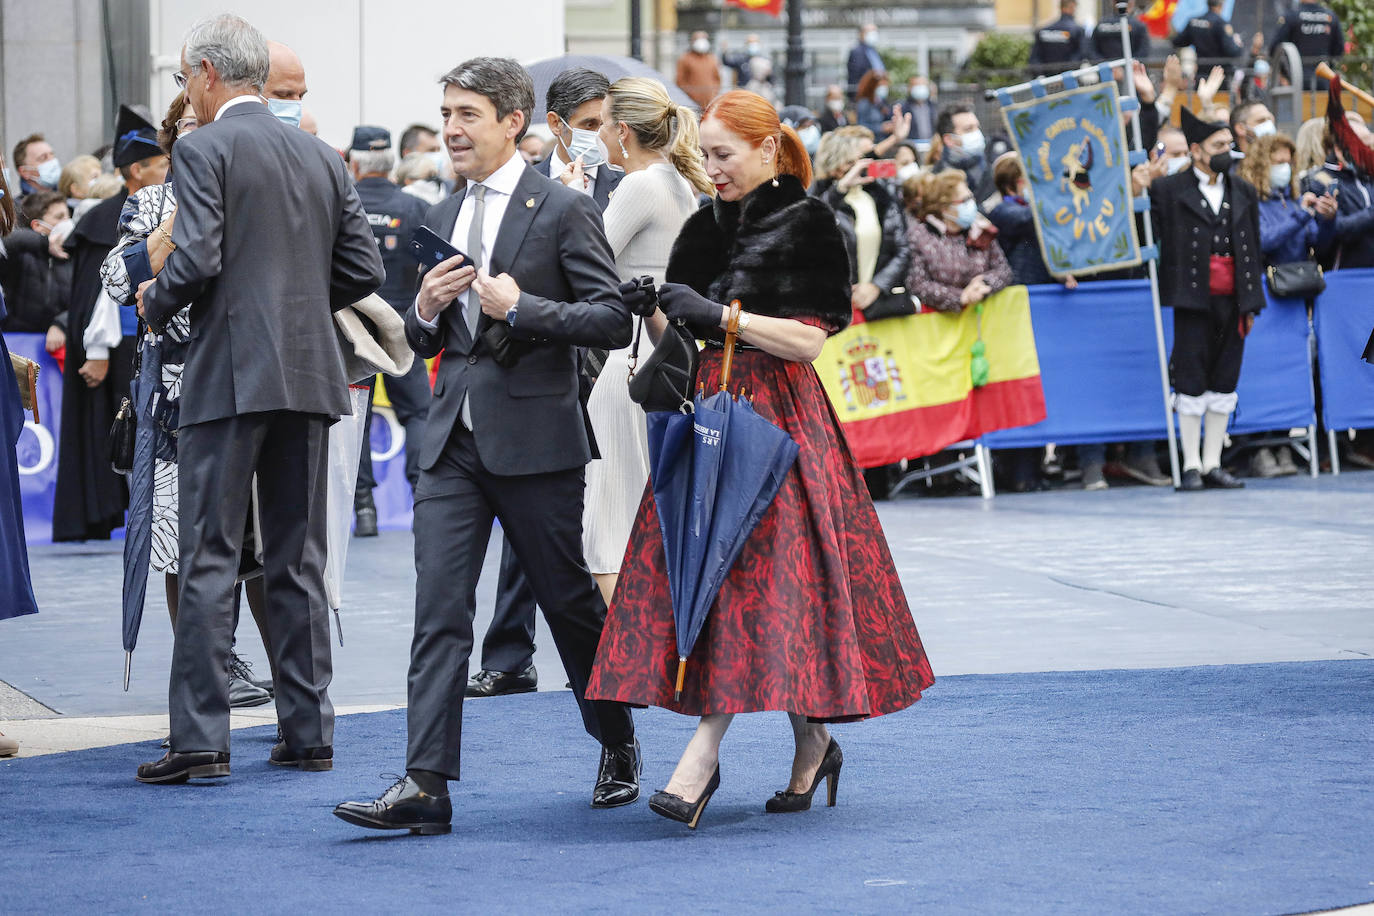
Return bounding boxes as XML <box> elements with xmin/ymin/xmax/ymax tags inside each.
<box><xmin>488</xmin><ymin>165</ymin><xmax>549</xmax><ymax>277</ymax></box>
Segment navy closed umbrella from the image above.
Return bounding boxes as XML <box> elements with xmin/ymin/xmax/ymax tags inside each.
<box><xmin>121</xmin><ymin>333</ymin><xmax>158</xmax><ymax>688</ymax></box>
<box><xmin>645</xmin><ymin>305</ymin><xmax>800</xmax><ymax>698</ymax></box>
<box><xmin>525</xmin><ymin>54</ymin><xmax>696</xmax><ymax>121</ymax></box>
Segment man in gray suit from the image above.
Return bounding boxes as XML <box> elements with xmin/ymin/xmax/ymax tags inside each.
<box><xmin>134</xmin><ymin>14</ymin><xmax>384</xmax><ymax>784</ymax></box>
<box><xmin>334</xmin><ymin>57</ymin><xmax>638</xmax><ymax>836</ymax></box>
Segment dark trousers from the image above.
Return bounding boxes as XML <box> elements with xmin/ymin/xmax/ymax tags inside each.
<box><xmin>356</xmin><ymin>357</ymin><xmax>433</xmax><ymax>501</ymax></box>
<box><xmin>406</xmin><ymin>424</ymin><xmax>633</xmax><ymax>779</ymax></box>
<box><xmin>1170</xmin><ymin>297</ymin><xmax>1245</xmax><ymax>398</ymax></box>
<box><xmin>171</xmin><ymin>411</ymin><xmax>334</xmax><ymax>753</ymax></box>
<box><xmin>481</xmin><ymin>543</ymin><xmax>539</xmax><ymax>672</ymax></box>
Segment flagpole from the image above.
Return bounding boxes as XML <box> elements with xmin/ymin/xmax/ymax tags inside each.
<box><xmin>1118</xmin><ymin>7</ymin><xmax>1182</xmax><ymax>489</ymax></box>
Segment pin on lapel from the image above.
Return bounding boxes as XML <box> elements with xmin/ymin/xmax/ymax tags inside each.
<box><xmin>525</xmin><ymin>198</ymin><xmax>534</xmax><ymax>208</ymax></box>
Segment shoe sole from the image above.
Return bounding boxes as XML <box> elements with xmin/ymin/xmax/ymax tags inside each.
<box><xmin>228</xmin><ymin>694</ymin><xmax>273</xmax><ymax>709</ymax></box>
<box><xmin>136</xmin><ymin>763</ymin><xmax>230</xmax><ymax>784</ymax></box>
<box><xmin>332</xmin><ymin>809</ymin><xmax>451</xmax><ymax>835</ymax></box>
<box><xmin>464</xmin><ymin>686</ymin><xmax>537</xmax><ymax>698</ymax></box>
<box><xmin>269</xmin><ymin>758</ymin><xmax>333</xmax><ymax>771</ymax></box>
<box><xmin>590</xmin><ymin>789</ymin><xmax>640</xmax><ymax>809</ymax></box>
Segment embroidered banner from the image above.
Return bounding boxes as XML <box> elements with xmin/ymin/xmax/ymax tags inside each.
<box><xmin>1001</xmin><ymin>82</ymin><xmax>1141</xmax><ymax>278</ymax></box>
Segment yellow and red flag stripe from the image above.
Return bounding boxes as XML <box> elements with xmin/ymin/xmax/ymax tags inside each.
<box><xmin>814</xmin><ymin>286</ymin><xmax>1046</xmax><ymax>468</ymax></box>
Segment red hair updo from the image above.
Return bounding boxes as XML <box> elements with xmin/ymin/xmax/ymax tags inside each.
<box><xmin>701</xmin><ymin>89</ymin><xmax>812</xmax><ymax>189</ymax></box>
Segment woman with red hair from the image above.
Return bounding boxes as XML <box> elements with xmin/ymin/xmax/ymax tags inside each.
<box><xmin>588</xmin><ymin>91</ymin><xmax>933</xmax><ymax>828</ymax></box>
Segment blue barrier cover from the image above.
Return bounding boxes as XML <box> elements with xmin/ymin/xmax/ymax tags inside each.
<box><xmin>1312</xmin><ymin>268</ymin><xmax>1374</xmax><ymax>431</ymax></box>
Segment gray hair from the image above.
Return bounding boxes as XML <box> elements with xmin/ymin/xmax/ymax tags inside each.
<box><xmin>440</xmin><ymin>57</ymin><xmax>535</xmax><ymax>142</ymax></box>
<box><xmin>814</xmin><ymin>130</ymin><xmax>868</xmax><ymax>178</ymax></box>
<box><xmin>184</xmin><ymin>14</ymin><xmax>270</xmax><ymax>91</ymax></box>
<box><xmin>394</xmin><ymin>151</ymin><xmax>439</xmax><ymax>183</ymax></box>
<box><xmin>350</xmin><ymin>148</ymin><xmax>395</xmax><ymax>176</ymax></box>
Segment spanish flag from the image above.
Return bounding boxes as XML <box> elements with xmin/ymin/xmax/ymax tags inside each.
<box><xmin>815</xmin><ymin>286</ymin><xmax>1046</xmax><ymax>468</ymax></box>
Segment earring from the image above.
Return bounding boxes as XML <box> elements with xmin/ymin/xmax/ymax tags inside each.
<box><xmin>619</xmin><ymin>136</ymin><xmax>629</xmax><ymax>159</ymax></box>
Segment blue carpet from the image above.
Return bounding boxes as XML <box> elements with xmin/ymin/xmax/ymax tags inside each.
<box><xmin>5</xmin><ymin>661</ymin><xmax>1373</xmax><ymax>914</ymax></box>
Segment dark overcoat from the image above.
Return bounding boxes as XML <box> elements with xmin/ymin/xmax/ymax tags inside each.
<box><xmin>1150</xmin><ymin>168</ymin><xmax>1266</xmax><ymax>316</ymax></box>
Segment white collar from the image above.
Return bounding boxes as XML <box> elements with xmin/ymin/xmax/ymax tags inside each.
<box><xmin>214</xmin><ymin>94</ymin><xmax>262</xmax><ymax>121</ymax></box>
<box><xmin>469</xmin><ymin>150</ymin><xmax>526</xmax><ymax>197</ymax></box>
<box><xmin>1192</xmin><ymin>166</ymin><xmax>1222</xmax><ymax>187</ymax></box>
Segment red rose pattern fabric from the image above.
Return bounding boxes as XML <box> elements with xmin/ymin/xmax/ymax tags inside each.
<box><xmin>587</xmin><ymin>345</ymin><xmax>934</xmax><ymax>721</ymax></box>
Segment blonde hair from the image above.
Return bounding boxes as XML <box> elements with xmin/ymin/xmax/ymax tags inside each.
<box><xmin>813</xmin><ymin>130</ymin><xmax>868</xmax><ymax>179</ymax></box>
<box><xmin>608</xmin><ymin>76</ymin><xmax>713</xmax><ymax>196</ymax></box>
<box><xmin>1293</xmin><ymin>117</ymin><xmax>1329</xmax><ymax>178</ymax></box>
<box><xmin>1238</xmin><ymin>133</ymin><xmax>1296</xmax><ymax>198</ymax></box>
<box><xmin>914</xmin><ymin>170</ymin><xmax>967</xmax><ymax>221</ymax></box>
<box><xmin>57</xmin><ymin>155</ymin><xmax>101</xmax><ymax>199</ymax></box>
<box><xmin>87</xmin><ymin>173</ymin><xmax>125</xmax><ymax>200</ymax></box>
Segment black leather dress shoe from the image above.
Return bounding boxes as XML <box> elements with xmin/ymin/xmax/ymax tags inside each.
<box><xmin>1202</xmin><ymin>467</ymin><xmax>1245</xmax><ymax>489</ymax></box>
<box><xmin>136</xmin><ymin>751</ymin><xmax>230</xmax><ymax>784</ymax></box>
<box><xmin>1176</xmin><ymin>468</ymin><xmax>1203</xmax><ymax>492</ymax></box>
<box><xmin>334</xmin><ymin>776</ymin><xmax>452</xmax><ymax>835</ymax></box>
<box><xmin>269</xmin><ymin>742</ymin><xmax>333</xmax><ymax>771</ymax></box>
<box><xmin>354</xmin><ymin>506</ymin><xmax>378</xmax><ymax>538</ymax></box>
<box><xmin>465</xmin><ymin>665</ymin><xmax>537</xmax><ymax>698</ymax></box>
<box><xmin>591</xmin><ymin>738</ymin><xmax>642</xmax><ymax>808</ymax></box>
<box><xmin>228</xmin><ymin>674</ymin><xmax>272</xmax><ymax>709</ymax></box>
<box><xmin>230</xmin><ymin>652</ymin><xmax>273</xmax><ymax>695</ymax></box>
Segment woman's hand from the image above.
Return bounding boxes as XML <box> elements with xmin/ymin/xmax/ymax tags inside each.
<box><xmin>44</xmin><ymin>325</ymin><xmax>66</xmax><ymax>354</ymax></box>
<box><xmin>836</xmin><ymin>158</ymin><xmax>875</xmax><ymax>194</ymax></box>
<box><xmin>959</xmin><ymin>275</ymin><xmax>991</xmax><ymax>307</ymax></box>
<box><xmin>559</xmin><ymin>155</ymin><xmax>586</xmax><ymax>190</ymax></box>
<box><xmin>851</xmin><ymin>282</ymin><xmax>880</xmax><ymax>311</ymax></box>
<box><xmin>1197</xmin><ymin>66</ymin><xmax>1226</xmax><ymax>107</ymax></box>
<box><xmin>657</xmin><ymin>282</ymin><xmax>726</xmax><ymax>328</ymax></box>
<box><xmin>1313</xmin><ymin>193</ymin><xmax>1338</xmax><ymax>220</ymax></box>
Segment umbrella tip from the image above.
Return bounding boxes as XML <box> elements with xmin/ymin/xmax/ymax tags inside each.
<box><xmin>123</xmin><ymin>651</ymin><xmax>132</xmax><ymax>692</ymax></box>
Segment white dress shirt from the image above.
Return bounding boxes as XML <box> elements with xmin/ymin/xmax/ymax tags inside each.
<box><xmin>1193</xmin><ymin>166</ymin><xmax>1224</xmax><ymax>215</ymax></box>
<box><xmin>550</xmin><ymin>143</ymin><xmax>599</xmax><ymax>198</ymax></box>
<box><xmin>214</xmin><ymin>94</ymin><xmax>262</xmax><ymax>121</ymax></box>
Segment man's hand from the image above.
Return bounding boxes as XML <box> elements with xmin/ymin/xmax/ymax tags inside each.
<box><xmin>44</xmin><ymin>325</ymin><xmax>66</xmax><ymax>354</ymax></box>
<box><xmin>416</xmin><ymin>254</ymin><xmax>475</xmax><ymax>323</ymax></box>
<box><xmin>1162</xmin><ymin>54</ymin><xmax>1185</xmax><ymax>92</ymax></box>
<box><xmin>48</xmin><ymin>232</ymin><xmax>70</xmax><ymax>260</ymax></box>
<box><xmin>135</xmin><ymin>279</ymin><xmax>155</xmax><ymax>319</ymax></box>
<box><xmin>1314</xmin><ymin>193</ymin><xmax>1338</xmax><ymax>219</ymax></box>
<box><xmin>473</xmin><ymin>269</ymin><xmax>521</xmax><ymax>321</ymax></box>
<box><xmin>851</xmin><ymin>282</ymin><xmax>880</xmax><ymax>311</ymax></box>
<box><xmin>78</xmin><ymin>359</ymin><xmax>109</xmax><ymax>388</ymax></box>
<box><xmin>1198</xmin><ymin>66</ymin><xmax>1226</xmax><ymax>106</ymax></box>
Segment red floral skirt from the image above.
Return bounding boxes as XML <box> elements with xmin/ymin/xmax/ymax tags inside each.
<box><xmin>587</xmin><ymin>346</ymin><xmax>934</xmax><ymax>721</ymax></box>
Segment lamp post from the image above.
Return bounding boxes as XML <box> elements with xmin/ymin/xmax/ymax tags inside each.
<box><xmin>784</xmin><ymin>0</ymin><xmax>806</xmax><ymax>106</ymax></box>
<box><xmin>629</xmin><ymin>0</ymin><xmax>642</xmax><ymax>61</ymax></box>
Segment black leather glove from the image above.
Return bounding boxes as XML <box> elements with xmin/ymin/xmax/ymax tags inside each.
<box><xmin>657</xmin><ymin>282</ymin><xmax>725</xmax><ymax>332</ymax></box>
<box><xmin>619</xmin><ymin>277</ymin><xmax>658</xmax><ymax>318</ymax></box>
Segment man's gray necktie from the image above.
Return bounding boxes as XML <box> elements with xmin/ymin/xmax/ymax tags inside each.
<box><xmin>465</xmin><ymin>184</ymin><xmax>486</xmax><ymax>337</ymax></box>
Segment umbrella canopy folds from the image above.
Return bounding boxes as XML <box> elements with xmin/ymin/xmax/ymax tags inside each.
<box><xmin>525</xmin><ymin>54</ymin><xmax>696</xmax><ymax>122</ymax></box>
<box><xmin>645</xmin><ymin>306</ymin><xmax>800</xmax><ymax>698</ymax></box>
<box><xmin>121</xmin><ymin>333</ymin><xmax>159</xmax><ymax>687</ymax></box>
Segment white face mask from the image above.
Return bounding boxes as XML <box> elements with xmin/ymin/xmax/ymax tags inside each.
<box><xmin>424</xmin><ymin>151</ymin><xmax>449</xmax><ymax>175</ymax></box>
<box><xmin>910</xmin><ymin>85</ymin><xmax>930</xmax><ymax>102</ymax></box>
<box><xmin>798</xmin><ymin>124</ymin><xmax>822</xmax><ymax>156</ymax></box>
<box><xmin>952</xmin><ymin>198</ymin><xmax>979</xmax><ymax>229</ymax></box>
<box><xmin>1165</xmin><ymin>155</ymin><xmax>1191</xmax><ymax>175</ymax></box>
<box><xmin>37</xmin><ymin>157</ymin><xmax>62</xmax><ymax>188</ymax></box>
<box><xmin>558</xmin><ymin>121</ymin><xmax>605</xmax><ymax>168</ymax></box>
<box><xmin>827</xmin><ymin>98</ymin><xmax>845</xmax><ymax>114</ymax></box>
<box><xmin>896</xmin><ymin>163</ymin><xmax>921</xmax><ymax>183</ymax></box>
<box><xmin>746</xmin><ymin>42</ymin><xmax>761</xmax><ymax>55</ymax></box>
<box><xmin>595</xmin><ymin>134</ymin><xmax>625</xmax><ymax>173</ymax></box>
<box><xmin>958</xmin><ymin>129</ymin><xmax>986</xmax><ymax>159</ymax></box>
<box><xmin>874</xmin><ymin>85</ymin><xmax>889</xmax><ymax>101</ymax></box>
<box><xmin>1269</xmin><ymin>163</ymin><xmax>1292</xmax><ymax>189</ymax></box>
<box><xmin>693</xmin><ymin>38</ymin><xmax>710</xmax><ymax>54</ymax></box>
<box><xmin>864</xmin><ymin>30</ymin><xmax>879</xmax><ymax>46</ymax></box>
<box><xmin>1251</xmin><ymin>119</ymin><xmax>1276</xmax><ymax>139</ymax></box>
<box><xmin>266</xmin><ymin>98</ymin><xmax>303</xmax><ymax>128</ymax></box>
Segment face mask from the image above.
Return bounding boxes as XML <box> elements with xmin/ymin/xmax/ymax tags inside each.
<box><xmin>827</xmin><ymin>98</ymin><xmax>845</xmax><ymax>114</ymax></box>
<box><xmin>1253</xmin><ymin>59</ymin><xmax>1271</xmax><ymax>77</ymax></box>
<box><xmin>266</xmin><ymin>98</ymin><xmax>303</xmax><ymax>128</ymax></box>
<box><xmin>910</xmin><ymin>85</ymin><xmax>930</xmax><ymax>102</ymax></box>
<box><xmin>1165</xmin><ymin>155</ymin><xmax>1191</xmax><ymax>175</ymax></box>
<box><xmin>1251</xmin><ymin>119</ymin><xmax>1276</xmax><ymax>139</ymax></box>
<box><xmin>798</xmin><ymin>124</ymin><xmax>821</xmax><ymax>156</ymax></box>
<box><xmin>425</xmin><ymin>150</ymin><xmax>449</xmax><ymax>175</ymax></box>
<box><xmin>896</xmin><ymin>163</ymin><xmax>921</xmax><ymax>183</ymax></box>
<box><xmin>595</xmin><ymin>134</ymin><xmax>624</xmax><ymax>173</ymax></box>
<box><xmin>864</xmin><ymin>31</ymin><xmax>879</xmax><ymax>46</ymax></box>
<box><xmin>1269</xmin><ymin>163</ymin><xmax>1292</xmax><ymax>189</ymax></box>
<box><xmin>1209</xmin><ymin>150</ymin><xmax>1235</xmax><ymax>174</ymax></box>
<box><xmin>559</xmin><ymin>122</ymin><xmax>606</xmax><ymax>168</ymax></box>
<box><xmin>37</xmin><ymin>157</ymin><xmax>62</xmax><ymax>188</ymax></box>
<box><xmin>693</xmin><ymin>38</ymin><xmax>710</xmax><ymax>54</ymax></box>
<box><xmin>874</xmin><ymin>85</ymin><xmax>889</xmax><ymax>101</ymax></box>
<box><xmin>952</xmin><ymin>198</ymin><xmax>979</xmax><ymax>229</ymax></box>
<box><xmin>958</xmin><ymin>129</ymin><xmax>986</xmax><ymax>160</ymax></box>
<box><xmin>746</xmin><ymin>42</ymin><xmax>761</xmax><ymax>55</ymax></box>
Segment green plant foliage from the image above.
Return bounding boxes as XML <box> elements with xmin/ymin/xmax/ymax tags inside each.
<box><xmin>1328</xmin><ymin>1</ymin><xmax>1374</xmax><ymax>80</ymax></box>
<box><xmin>965</xmin><ymin>34</ymin><xmax>1032</xmax><ymax>89</ymax></box>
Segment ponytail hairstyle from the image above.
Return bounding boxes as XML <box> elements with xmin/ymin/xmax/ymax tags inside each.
<box><xmin>0</xmin><ymin>153</ymin><xmax>14</xmax><ymax>235</ymax></box>
<box><xmin>702</xmin><ymin>89</ymin><xmax>812</xmax><ymax>189</ymax></box>
<box><xmin>607</xmin><ymin>76</ymin><xmax>714</xmax><ymax>196</ymax></box>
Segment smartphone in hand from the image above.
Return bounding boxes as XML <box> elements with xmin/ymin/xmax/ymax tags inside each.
<box><xmin>867</xmin><ymin>160</ymin><xmax>897</xmax><ymax>180</ymax></box>
<box><xmin>409</xmin><ymin>225</ymin><xmax>469</xmax><ymax>269</ymax></box>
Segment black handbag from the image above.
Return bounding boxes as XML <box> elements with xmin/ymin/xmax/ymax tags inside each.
<box><xmin>860</xmin><ymin>284</ymin><xmax>917</xmax><ymax>321</ymax></box>
<box><xmin>627</xmin><ymin>316</ymin><xmax>699</xmax><ymax>413</ymax></box>
<box><xmin>109</xmin><ymin>396</ymin><xmax>136</xmax><ymax>475</ymax></box>
<box><xmin>1266</xmin><ymin>258</ymin><xmax>1325</xmax><ymax>300</ymax></box>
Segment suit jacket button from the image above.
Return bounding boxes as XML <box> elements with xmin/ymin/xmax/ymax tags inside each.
<box><xmin>468</xmin><ymin>355</ymin><xmax>478</xmax><ymax>365</ymax></box>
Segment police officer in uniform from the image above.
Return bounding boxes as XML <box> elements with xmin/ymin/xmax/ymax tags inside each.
<box><xmin>347</xmin><ymin>126</ymin><xmax>431</xmax><ymax>535</ymax></box>
<box><xmin>1270</xmin><ymin>2</ymin><xmax>1344</xmax><ymax>90</ymax></box>
<box><xmin>1029</xmin><ymin>0</ymin><xmax>1087</xmax><ymax>72</ymax></box>
<box><xmin>1171</xmin><ymin>0</ymin><xmax>1244</xmax><ymax>72</ymax></box>
<box><xmin>1149</xmin><ymin>107</ymin><xmax>1264</xmax><ymax>492</ymax></box>
<box><xmin>1091</xmin><ymin>1</ymin><xmax>1151</xmax><ymax>62</ymax></box>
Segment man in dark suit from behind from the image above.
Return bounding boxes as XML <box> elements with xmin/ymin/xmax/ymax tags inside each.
<box><xmin>463</xmin><ymin>67</ymin><xmax>625</xmax><ymax>701</ymax></box>
<box><xmin>333</xmin><ymin>56</ymin><xmax>639</xmax><ymax>836</ymax></box>
<box><xmin>134</xmin><ymin>13</ymin><xmax>384</xmax><ymax>784</ymax></box>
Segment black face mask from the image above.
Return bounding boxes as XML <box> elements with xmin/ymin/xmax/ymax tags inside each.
<box><xmin>1209</xmin><ymin>151</ymin><xmax>1235</xmax><ymax>174</ymax></box>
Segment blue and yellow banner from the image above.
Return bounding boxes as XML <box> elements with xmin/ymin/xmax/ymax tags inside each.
<box><xmin>1001</xmin><ymin>82</ymin><xmax>1140</xmax><ymax>278</ymax></box>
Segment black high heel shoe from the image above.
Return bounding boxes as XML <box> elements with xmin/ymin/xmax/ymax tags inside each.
<box><xmin>648</xmin><ymin>765</ymin><xmax>721</xmax><ymax>829</ymax></box>
<box><xmin>765</xmin><ymin>738</ymin><xmax>842</xmax><ymax>813</ymax></box>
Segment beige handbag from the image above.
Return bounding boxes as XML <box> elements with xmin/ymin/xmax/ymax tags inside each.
<box><xmin>333</xmin><ymin>293</ymin><xmax>415</xmax><ymax>384</ymax></box>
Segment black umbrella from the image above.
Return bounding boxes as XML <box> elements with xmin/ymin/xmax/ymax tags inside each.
<box><xmin>525</xmin><ymin>54</ymin><xmax>695</xmax><ymax>121</ymax></box>
<box><xmin>121</xmin><ymin>334</ymin><xmax>158</xmax><ymax>688</ymax></box>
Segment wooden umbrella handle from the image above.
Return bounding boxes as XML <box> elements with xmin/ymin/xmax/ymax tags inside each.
<box><xmin>719</xmin><ymin>300</ymin><xmax>743</xmax><ymax>392</ymax></box>
<box><xmin>1316</xmin><ymin>62</ymin><xmax>1374</xmax><ymax>108</ymax></box>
